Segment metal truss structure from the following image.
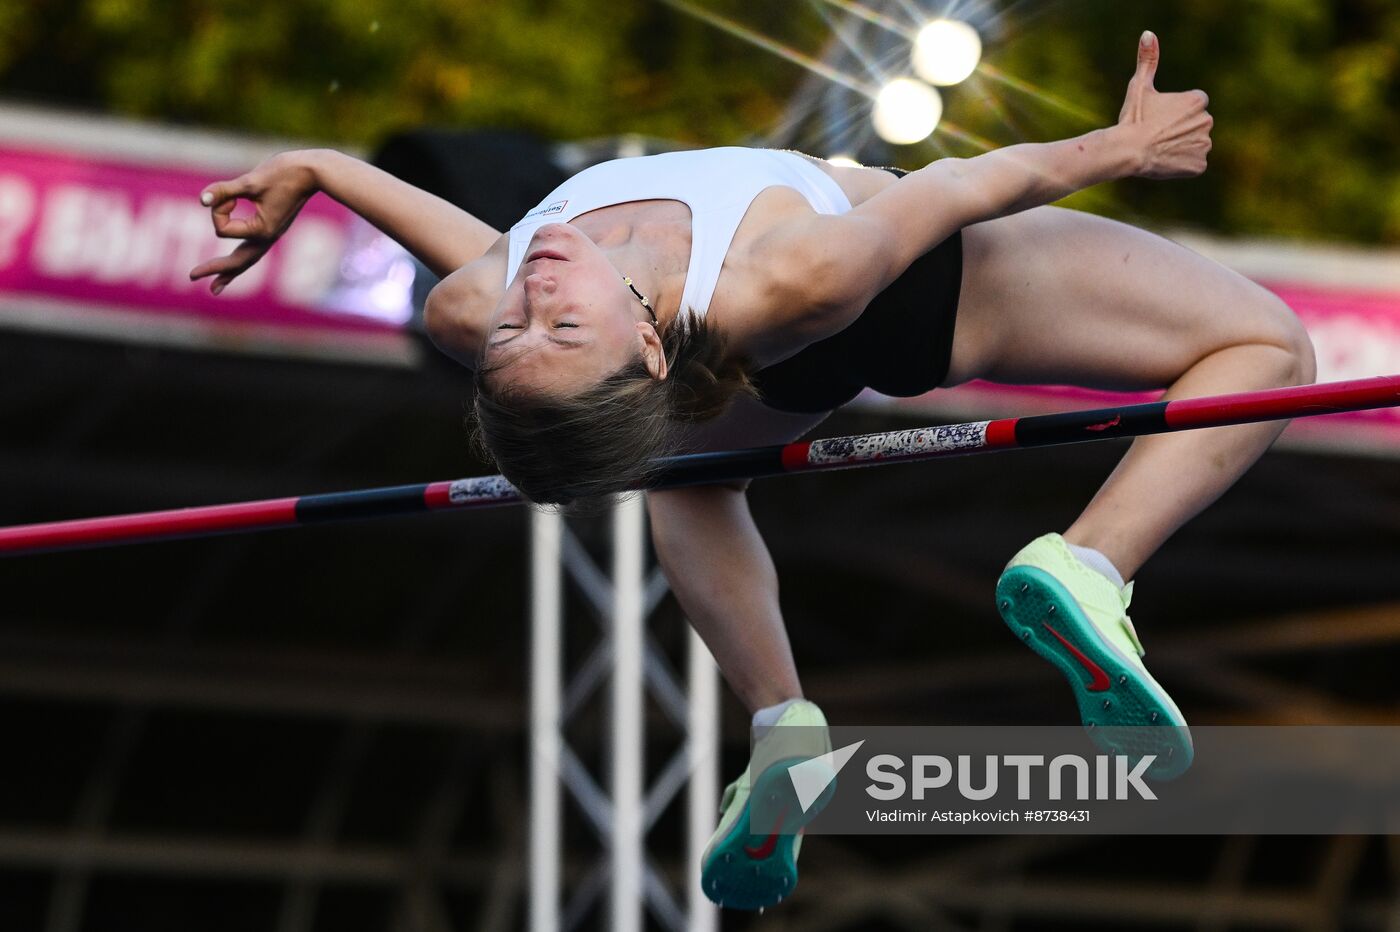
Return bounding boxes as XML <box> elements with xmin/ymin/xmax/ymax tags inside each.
<box><xmin>528</xmin><ymin>500</ymin><xmax>719</xmax><ymax>932</ymax></box>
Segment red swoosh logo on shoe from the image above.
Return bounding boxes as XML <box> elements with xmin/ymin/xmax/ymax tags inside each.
<box><xmin>1085</xmin><ymin>415</ymin><xmax>1121</xmax><ymax>432</ymax></box>
<box><xmin>743</xmin><ymin>831</ymin><xmax>780</xmax><ymax>860</ymax></box>
<box><xmin>1042</xmin><ymin>622</ymin><xmax>1111</xmax><ymax>692</ymax></box>
<box><xmin>743</xmin><ymin>804</ymin><xmax>789</xmax><ymax>859</ymax></box>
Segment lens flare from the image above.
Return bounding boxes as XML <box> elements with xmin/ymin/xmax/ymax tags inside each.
<box><xmin>872</xmin><ymin>78</ymin><xmax>942</xmax><ymax>145</ymax></box>
<box><xmin>913</xmin><ymin>19</ymin><xmax>982</xmax><ymax>86</ymax></box>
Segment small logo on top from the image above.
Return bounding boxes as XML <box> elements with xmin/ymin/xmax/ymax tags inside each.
<box><xmin>523</xmin><ymin>199</ymin><xmax>568</xmax><ymax>220</ymax></box>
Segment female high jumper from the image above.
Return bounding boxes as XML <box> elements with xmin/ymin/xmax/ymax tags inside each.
<box><xmin>192</xmin><ymin>32</ymin><xmax>1315</xmax><ymax>911</ymax></box>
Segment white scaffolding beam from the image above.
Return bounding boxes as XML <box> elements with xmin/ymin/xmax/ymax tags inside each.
<box><xmin>529</xmin><ymin>508</ymin><xmax>564</xmax><ymax>932</ymax></box>
<box><xmin>610</xmin><ymin>496</ymin><xmax>645</xmax><ymax>932</ymax></box>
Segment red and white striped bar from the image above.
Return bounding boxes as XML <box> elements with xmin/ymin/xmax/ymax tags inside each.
<box><xmin>2</xmin><ymin>375</ymin><xmax>1397</xmax><ymax>556</ymax></box>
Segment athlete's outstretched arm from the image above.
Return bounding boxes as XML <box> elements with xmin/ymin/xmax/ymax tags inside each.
<box><xmin>882</xmin><ymin>32</ymin><xmax>1210</xmax><ymax>235</ymax></box>
<box><xmin>766</xmin><ymin>31</ymin><xmax>1212</xmax><ymax>343</ymax></box>
<box><xmin>190</xmin><ymin>149</ymin><xmax>500</xmax><ymax>293</ymax></box>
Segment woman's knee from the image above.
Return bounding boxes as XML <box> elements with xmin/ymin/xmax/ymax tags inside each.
<box><xmin>1247</xmin><ymin>289</ymin><xmax>1317</xmax><ymax>386</ymax></box>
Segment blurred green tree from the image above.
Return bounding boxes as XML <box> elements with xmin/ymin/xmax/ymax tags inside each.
<box><xmin>0</xmin><ymin>0</ymin><xmax>819</xmax><ymax>146</ymax></box>
<box><xmin>1</xmin><ymin>0</ymin><xmax>1395</xmax><ymax>243</ymax></box>
<box><xmin>976</xmin><ymin>0</ymin><xmax>1400</xmax><ymax>243</ymax></box>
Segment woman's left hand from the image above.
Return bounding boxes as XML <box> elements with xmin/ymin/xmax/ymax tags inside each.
<box><xmin>1117</xmin><ymin>31</ymin><xmax>1214</xmax><ymax>180</ymax></box>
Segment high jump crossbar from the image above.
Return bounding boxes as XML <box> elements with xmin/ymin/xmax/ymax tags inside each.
<box><xmin>2</xmin><ymin>375</ymin><xmax>1397</xmax><ymax>557</ymax></box>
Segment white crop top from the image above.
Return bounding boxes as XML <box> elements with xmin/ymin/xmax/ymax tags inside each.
<box><xmin>505</xmin><ymin>147</ymin><xmax>853</xmax><ymax>318</ymax></box>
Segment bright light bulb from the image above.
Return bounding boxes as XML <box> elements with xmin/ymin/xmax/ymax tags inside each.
<box><xmin>871</xmin><ymin>78</ymin><xmax>942</xmax><ymax>145</ymax></box>
<box><xmin>826</xmin><ymin>154</ymin><xmax>861</xmax><ymax>168</ymax></box>
<box><xmin>912</xmin><ymin>19</ymin><xmax>982</xmax><ymax>86</ymax></box>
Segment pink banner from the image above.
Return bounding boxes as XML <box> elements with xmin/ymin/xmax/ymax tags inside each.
<box><xmin>889</xmin><ymin>280</ymin><xmax>1400</xmax><ymax>452</ymax></box>
<box><xmin>0</xmin><ymin>143</ymin><xmax>414</xmax><ymax>345</ymax></box>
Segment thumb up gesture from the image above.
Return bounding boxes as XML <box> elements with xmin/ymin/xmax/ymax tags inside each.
<box><xmin>1117</xmin><ymin>31</ymin><xmax>1214</xmax><ymax>179</ymax></box>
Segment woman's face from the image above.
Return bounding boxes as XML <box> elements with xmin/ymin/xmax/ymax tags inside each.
<box><xmin>482</xmin><ymin>223</ymin><xmax>664</xmax><ymax>396</ymax></box>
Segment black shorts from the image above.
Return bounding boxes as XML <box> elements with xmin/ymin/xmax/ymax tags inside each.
<box><xmin>750</xmin><ymin>167</ymin><xmax>963</xmax><ymax>414</ymax></box>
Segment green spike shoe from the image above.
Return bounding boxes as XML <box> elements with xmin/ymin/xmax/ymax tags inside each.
<box><xmin>997</xmin><ymin>533</ymin><xmax>1192</xmax><ymax>779</ymax></box>
<box><xmin>700</xmin><ymin>699</ymin><xmax>833</xmax><ymax>910</ymax></box>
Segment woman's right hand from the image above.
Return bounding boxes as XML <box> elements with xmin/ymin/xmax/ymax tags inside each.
<box><xmin>188</xmin><ymin>150</ymin><xmax>322</xmax><ymax>294</ymax></box>
<box><xmin>1116</xmin><ymin>31</ymin><xmax>1214</xmax><ymax>180</ymax></box>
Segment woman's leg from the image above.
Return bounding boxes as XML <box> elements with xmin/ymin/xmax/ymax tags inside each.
<box><xmin>648</xmin><ymin>396</ymin><xmax>831</xmax><ymax>713</ymax></box>
<box><xmin>946</xmin><ymin>205</ymin><xmax>1316</xmax><ymax>580</ymax></box>
<box><xmin>649</xmin><ymin>483</ymin><xmax>802</xmax><ymax>712</ymax></box>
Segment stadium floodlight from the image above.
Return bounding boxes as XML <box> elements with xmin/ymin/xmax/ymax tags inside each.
<box><xmin>912</xmin><ymin>19</ymin><xmax>982</xmax><ymax>87</ymax></box>
<box><xmin>825</xmin><ymin>154</ymin><xmax>861</xmax><ymax>167</ymax></box>
<box><xmin>871</xmin><ymin>78</ymin><xmax>942</xmax><ymax>145</ymax></box>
